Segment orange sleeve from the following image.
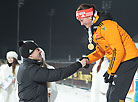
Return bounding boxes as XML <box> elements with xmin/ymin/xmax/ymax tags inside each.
<box><xmin>102</xmin><ymin>21</ymin><xmax>125</xmax><ymax>75</ymax></box>
<box><xmin>87</xmin><ymin>46</ymin><xmax>105</xmax><ymax>64</ymax></box>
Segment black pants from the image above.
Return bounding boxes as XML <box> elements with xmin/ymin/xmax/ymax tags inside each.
<box><xmin>107</xmin><ymin>57</ymin><xmax>138</xmax><ymax>102</ymax></box>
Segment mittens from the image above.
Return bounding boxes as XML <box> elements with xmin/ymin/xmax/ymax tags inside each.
<box><xmin>103</xmin><ymin>72</ymin><xmax>114</xmax><ymax>83</ymax></box>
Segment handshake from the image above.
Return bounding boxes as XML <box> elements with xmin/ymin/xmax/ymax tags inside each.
<box><xmin>79</xmin><ymin>57</ymin><xmax>89</xmax><ymax>69</ymax></box>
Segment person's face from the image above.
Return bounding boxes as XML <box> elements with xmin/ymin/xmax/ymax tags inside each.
<box><xmin>78</xmin><ymin>17</ymin><xmax>92</xmax><ymax>28</ymax></box>
<box><xmin>7</xmin><ymin>57</ymin><xmax>14</xmax><ymax>63</ymax></box>
<box><xmin>29</xmin><ymin>48</ymin><xmax>42</xmax><ymax>61</ymax></box>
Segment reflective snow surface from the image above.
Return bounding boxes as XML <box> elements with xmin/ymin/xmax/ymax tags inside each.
<box><xmin>55</xmin><ymin>84</ymin><xmax>91</xmax><ymax>102</ymax></box>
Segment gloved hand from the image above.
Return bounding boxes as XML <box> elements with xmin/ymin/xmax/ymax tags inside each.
<box><xmin>103</xmin><ymin>72</ymin><xmax>114</xmax><ymax>83</ymax></box>
<box><xmin>79</xmin><ymin>57</ymin><xmax>89</xmax><ymax>69</ymax></box>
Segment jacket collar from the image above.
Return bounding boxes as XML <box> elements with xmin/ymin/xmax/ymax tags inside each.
<box><xmin>93</xmin><ymin>11</ymin><xmax>113</xmax><ymax>26</ymax></box>
<box><xmin>23</xmin><ymin>58</ymin><xmax>42</xmax><ymax>65</ymax></box>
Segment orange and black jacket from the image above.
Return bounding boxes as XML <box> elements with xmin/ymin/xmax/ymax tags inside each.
<box><xmin>87</xmin><ymin>12</ymin><xmax>138</xmax><ymax>75</ymax></box>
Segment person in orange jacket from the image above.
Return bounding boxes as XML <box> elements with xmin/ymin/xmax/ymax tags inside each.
<box><xmin>76</xmin><ymin>3</ymin><xmax>138</xmax><ymax>102</ymax></box>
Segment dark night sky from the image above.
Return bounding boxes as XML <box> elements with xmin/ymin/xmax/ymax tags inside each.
<box><xmin>0</xmin><ymin>0</ymin><xmax>138</xmax><ymax>61</ymax></box>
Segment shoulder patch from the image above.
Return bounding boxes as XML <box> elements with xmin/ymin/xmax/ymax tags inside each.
<box><xmin>102</xmin><ymin>26</ymin><xmax>106</xmax><ymax>31</ymax></box>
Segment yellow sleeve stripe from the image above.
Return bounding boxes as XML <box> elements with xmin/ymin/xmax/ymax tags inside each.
<box><xmin>108</xmin><ymin>48</ymin><xmax>116</xmax><ymax>75</ymax></box>
<box><xmin>99</xmin><ymin>23</ymin><xmax>103</xmax><ymax>27</ymax></box>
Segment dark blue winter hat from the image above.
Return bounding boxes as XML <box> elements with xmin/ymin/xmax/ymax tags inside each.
<box><xmin>18</xmin><ymin>40</ymin><xmax>39</xmax><ymax>58</ymax></box>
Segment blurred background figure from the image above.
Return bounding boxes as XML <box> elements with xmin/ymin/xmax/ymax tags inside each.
<box><xmin>132</xmin><ymin>43</ymin><xmax>138</xmax><ymax>102</ymax></box>
<box><xmin>0</xmin><ymin>51</ymin><xmax>19</xmax><ymax>102</ymax></box>
<box><xmin>39</xmin><ymin>48</ymin><xmax>58</xmax><ymax>102</ymax></box>
<box><xmin>134</xmin><ymin>69</ymin><xmax>138</xmax><ymax>102</ymax></box>
<box><xmin>91</xmin><ymin>57</ymin><xmax>109</xmax><ymax>102</ymax></box>
<box><xmin>134</xmin><ymin>43</ymin><xmax>138</xmax><ymax>102</ymax></box>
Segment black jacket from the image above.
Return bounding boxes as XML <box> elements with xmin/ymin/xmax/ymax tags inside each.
<box><xmin>17</xmin><ymin>58</ymin><xmax>82</xmax><ymax>102</ymax></box>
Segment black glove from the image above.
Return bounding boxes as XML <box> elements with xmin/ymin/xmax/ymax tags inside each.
<box><xmin>103</xmin><ymin>72</ymin><xmax>114</xmax><ymax>83</ymax></box>
<box><xmin>79</xmin><ymin>57</ymin><xmax>89</xmax><ymax>69</ymax></box>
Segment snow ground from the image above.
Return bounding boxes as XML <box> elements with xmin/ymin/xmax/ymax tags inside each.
<box><xmin>54</xmin><ymin>84</ymin><xmax>133</xmax><ymax>102</ymax></box>
<box><xmin>55</xmin><ymin>84</ymin><xmax>91</xmax><ymax>102</ymax></box>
